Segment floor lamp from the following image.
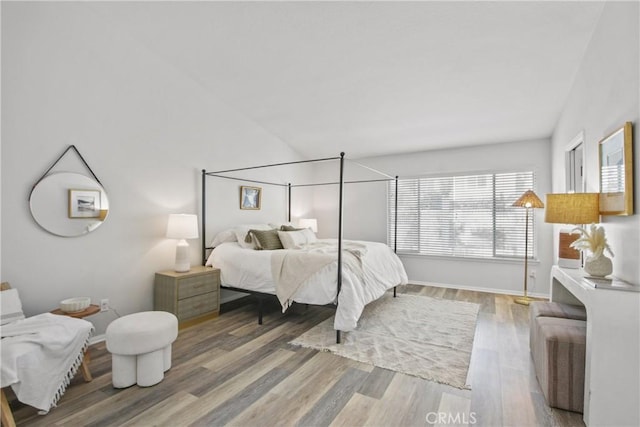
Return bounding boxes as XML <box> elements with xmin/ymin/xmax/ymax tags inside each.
<box><xmin>512</xmin><ymin>190</ymin><xmax>544</xmax><ymax>305</ymax></box>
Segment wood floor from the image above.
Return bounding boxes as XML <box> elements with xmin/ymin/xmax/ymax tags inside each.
<box><xmin>7</xmin><ymin>285</ymin><xmax>585</xmax><ymax>426</ymax></box>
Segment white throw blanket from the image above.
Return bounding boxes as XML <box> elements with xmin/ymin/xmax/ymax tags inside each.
<box><xmin>207</xmin><ymin>239</ymin><xmax>408</xmax><ymax>331</ymax></box>
<box><xmin>271</xmin><ymin>241</ymin><xmax>367</xmax><ymax>311</ymax></box>
<box><xmin>1</xmin><ymin>313</ymin><xmax>93</xmax><ymax>413</ymax></box>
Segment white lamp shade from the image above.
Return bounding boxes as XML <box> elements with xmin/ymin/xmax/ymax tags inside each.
<box><xmin>298</xmin><ymin>218</ymin><xmax>318</xmax><ymax>233</ymax></box>
<box><xmin>166</xmin><ymin>214</ymin><xmax>199</xmax><ymax>239</ymax></box>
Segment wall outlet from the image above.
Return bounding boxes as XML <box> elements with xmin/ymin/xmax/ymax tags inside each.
<box><xmin>100</xmin><ymin>298</ymin><xmax>109</xmax><ymax>312</ymax></box>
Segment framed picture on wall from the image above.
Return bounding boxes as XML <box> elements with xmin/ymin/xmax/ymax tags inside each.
<box><xmin>599</xmin><ymin>122</ymin><xmax>633</xmax><ymax>215</ymax></box>
<box><xmin>68</xmin><ymin>189</ymin><xmax>101</xmax><ymax>218</ymax></box>
<box><xmin>240</xmin><ymin>186</ymin><xmax>261</xmax><ymax>210</ymax></box>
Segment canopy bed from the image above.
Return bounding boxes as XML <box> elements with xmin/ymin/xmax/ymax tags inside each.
<box><xmin>201</xmin><ymin>153</ymin><xmax>407</xmax><ymax>343</ymax></box>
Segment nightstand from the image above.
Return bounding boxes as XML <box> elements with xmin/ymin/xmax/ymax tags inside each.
<box><xmin>154</xmin><ymin>266</ymin><xmax>220</xmax><ymax>328</ymax></box>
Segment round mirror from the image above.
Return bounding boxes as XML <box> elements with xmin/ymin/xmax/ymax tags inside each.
<box><xmin>29</xmin><ymin>172</ymin><xmax>110</xmax><ymax>237</ymax></box>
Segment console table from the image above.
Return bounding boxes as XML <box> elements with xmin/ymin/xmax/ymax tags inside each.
<box><xmin>550</xmin><ymin>266</ymin><xmax>640</xmax><ymax>426</ymax></box>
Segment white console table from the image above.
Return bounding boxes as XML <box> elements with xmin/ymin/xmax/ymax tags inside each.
<box><xmin>550</xmin><ymin>266</ymin><xmax>640</xmax><ymax>426</ymax></box>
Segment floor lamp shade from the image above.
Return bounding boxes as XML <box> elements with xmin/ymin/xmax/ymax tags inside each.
<box><xmin>512</xmin><ymin>190</ymin><xmax>544</xmax><ymax>306</ymax></box>
<box><xmin>545</xmin><ymin>193</ymin><xmax>600</xmax><ymax>269</ymax></box>
<box><xmin>512</xmin><ymin>190</ymin><xmax>545</xmax><ymax>209</ymax></box>
<box><xmin>166</xmin><ymin>214</ymin><xmax>199</xmax><ymax>272</ymax></box>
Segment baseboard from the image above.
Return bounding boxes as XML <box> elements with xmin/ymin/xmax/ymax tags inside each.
<box><xmin>89</xmin><ymin>282</ymin><xmax>545</xmax><ymax>346</ymax></box>
<box><xmin>89</xmin><ymin>296</ymin><xmax>250</xmax><ymax>345</ymax></box>
<box><xmin>89</xmin><ymin>334</ymin><xmax>105</xmax><ymax>345</ymax></box>
<box><xmin>407</xmin><ymin>279</ymin><xmax>549</xmax><ymax>299</ymax></box>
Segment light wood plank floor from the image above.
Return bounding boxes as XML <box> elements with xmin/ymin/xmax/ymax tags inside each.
<box><xmin>7</xmin><ymin>285</ymin><xmax>585</xmax><ymax>426</ymax></box>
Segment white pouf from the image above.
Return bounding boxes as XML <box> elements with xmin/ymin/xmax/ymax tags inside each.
<box><xmin>106</xmin><ymin>311</ymin><xmax>178</xmax><ymax>388</ymax></box>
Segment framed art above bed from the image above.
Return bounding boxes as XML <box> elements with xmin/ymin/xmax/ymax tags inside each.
<box><xmin>240</xmin><ymin>186</ymin><xmax>261</xmax><ymax>210</ymax></box>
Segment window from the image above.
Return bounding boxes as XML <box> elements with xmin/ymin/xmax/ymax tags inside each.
<box><xmin>388</xmin><ymin>171</ymin><xmax>536</xmax><ymax>260</ymax></box>
<box><xmin>565</xmin><ymin>131</ymin><xmax>585</xmax><ymax>193</ymax></box>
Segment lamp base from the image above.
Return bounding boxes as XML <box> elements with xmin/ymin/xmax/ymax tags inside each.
<box><xmin>514</xmin><ymin>296</ymin><xmax>534</xmax><ymax>306</ymax></box>
<box><xmin>174</xmin><ymin>240</ymin><xmax>191</xmax><ymax>273</ymax></box>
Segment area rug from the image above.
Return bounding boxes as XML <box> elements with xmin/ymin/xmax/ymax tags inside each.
<box><xmin>290</xmin><ymin>293</ymin><xmax>480</xmax><ymax>389</ymax></box>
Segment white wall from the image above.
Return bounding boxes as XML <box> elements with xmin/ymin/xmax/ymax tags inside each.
<box><xmin>1</xmin><ymin>2</ymin><xmax>307</xmax><ymax>335</ymax></box>
<box><xmin>551</xmin><ymin>1</ymin><xmax>639</xmax><ymax>285</ymax></box>
<box><xmin>313</xmin><ymin>139</ymin><xmax>553</xmax><ymax>296</ymax></box>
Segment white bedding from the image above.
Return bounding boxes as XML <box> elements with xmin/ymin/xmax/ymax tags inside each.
<box><xmin>206</xmin><ymin>239</ymin><xmax>408</xmax><ymax>331</ymax></box>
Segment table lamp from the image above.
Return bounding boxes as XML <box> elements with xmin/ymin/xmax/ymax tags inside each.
<box><xmin>544</xmin><ymin>193</ymin><xmax>600</xmax><ymax>268</ymax></box>
<box><xmin>166</xmin><ymin>214</ymin><xmax>199</xmax><ymax>272</ymax></box>
<box><xmin>298</xmin><ymin>218</ymin><xmax>318</xmax><ymax>233</ymax></box>
<box><xmin>512</xmin><ymin>190</ymin><xmax>544</xmax><ymax>305</ymax></box>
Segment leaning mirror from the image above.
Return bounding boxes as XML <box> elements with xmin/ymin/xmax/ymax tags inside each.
<box><xmin>30</xmin><ymin>172</ymin><xmax>110</xmax><ymax>237</ymax></box>
<box><xmin>599</xmin><ymin>122</ymin><xmax>634</xmax><ymax>215</ymax></box>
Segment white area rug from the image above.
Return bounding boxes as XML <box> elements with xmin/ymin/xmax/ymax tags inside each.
<box><xmin>290</xmin><ymin>293</ymin><xmax>480</xmax><ymax>389</ymax></box>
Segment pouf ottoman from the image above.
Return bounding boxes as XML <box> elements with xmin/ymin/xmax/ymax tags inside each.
<box><xmin>106</xmin><ymin>311</ymin><xmax>178</xmax><ymax>388</ymax></box>
<box><xmin>531</xmin><ymin>316</ymin><xmax>586</xmax><ymax>413</ymax></box>
<box><xmin>529</xmin><ymin>301</ymin><xmax>587</xmax><ymax>354</ymax></box>
<box><xmin>529</xmin><ymin>301</ymin><xmax>587</xmax><ymax>321</ymax></box>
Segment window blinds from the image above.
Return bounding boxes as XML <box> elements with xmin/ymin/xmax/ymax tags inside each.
<box><xmin>388</xmin><ymin>171</ymin><xmax>536</xmax><ymax>259</ymax></box>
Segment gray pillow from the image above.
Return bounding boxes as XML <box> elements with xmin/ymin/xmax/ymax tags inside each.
<box><xmin>280</xmin><ymin>225</ymin><xmax>304</xmax><ymax>232</ymax></box>
<box><xmin>249</xmin><ymin>229</ymin><xmax>283</xmax><ymax>250</ymax></box>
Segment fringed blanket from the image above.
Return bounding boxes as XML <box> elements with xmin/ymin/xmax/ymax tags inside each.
<box><xmin>1</xmin><ymin>313</ymin><xmax>93</xmax><ymax>413</ymax></box>
<box><xmin>271</xmin><ymin>241</ymin><xmax>367</xmax><ymax>311</ymax></box>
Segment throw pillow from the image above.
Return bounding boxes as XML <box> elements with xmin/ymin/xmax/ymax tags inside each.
<box><xmin>233</xmin><ymin>224</ymin><xmax>272</xmax><ymax>249</ymax></box>
<box><xmin>209</xmin><ymin>228</ymin><xmax>237</xmax><ymax>247</ymax></box>
<box><xmin>278</xmin><ymin>228</ymin><xmax>317</xmax><ymax>249</ymax></box>
<box><xmin>280</xmin><ymin>225</ymin><xmax>303</xmax><ymax>231</ymax></box>
<box><xmin>249</xmin><ymin>229</ymin><xmax>284</xmax><ymax>250</ymax></box>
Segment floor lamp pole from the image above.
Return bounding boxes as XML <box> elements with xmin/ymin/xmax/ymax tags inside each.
<box><xmin>516</xmin><ymin>206</ymin><xmax>532</xmax><ymax>305</ymax></box>
<box><xmin>512</xmin><ymin>189</ymin><xmax>543</xmax><ymax>306</ymax></box>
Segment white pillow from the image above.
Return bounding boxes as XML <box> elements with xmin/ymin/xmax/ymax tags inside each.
<box><xmin>278</xmin><ymin>228</ymin><xmax>317</xmax><ymax>249</ymax></box>
<box><xmin>210</xmin><ymin>229</ymin><xmax>237</xmax><ymax>247</ymax></box>
<box><xmin>1</xmin><ymin>288</ymin><xmax>25</xmax><ymax>325</ymax></box>
<box><xmin>234</xmin><ymin>224</ymin><xmax>273</xmax><ymax>249</ymax></box>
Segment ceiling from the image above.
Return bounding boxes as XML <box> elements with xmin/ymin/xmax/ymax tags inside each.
<box><xmin>95</xmin><ymin>1</ymin><xmax>605</xmax><ymax>159</ymax></box>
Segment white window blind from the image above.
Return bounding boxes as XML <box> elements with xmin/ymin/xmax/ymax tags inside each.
<box><xmin>388</xmin><ymin>171</ymin><xmax>536</xmax><ymax>260</ymax></box>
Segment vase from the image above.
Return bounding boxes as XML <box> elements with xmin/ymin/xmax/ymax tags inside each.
<box><xmin>584</xmin><ymin>254</ymin><xmax>613</xmax><ymax>277</ymax></box>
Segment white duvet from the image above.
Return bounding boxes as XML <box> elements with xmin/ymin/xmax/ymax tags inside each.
<box><xmin>206</xmin><ymin>239</ymin><xmax>408</xmax><ymax>331</ymax></box>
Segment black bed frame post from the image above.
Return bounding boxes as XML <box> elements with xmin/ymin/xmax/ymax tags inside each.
<box><xmin>394</xmin><ymin>175</ymin><xmax>399</xmax><ymax>253</ymax></box>
<box><xmin>394</xmin><ymin>175</ymin><xmax>399</xmax><ymax>298</ymax></box>
<box><xmin>202</xmin><ymin>169</ymin><xmax>207</xmax><ymax>266</ymax></box>
<box><xmin>287</xmin><ymin>183</ymin><xmax>292</xmax><ymax>223</ymax></box>
<box><xmin>336</xmin><ymin>152</ymin><xmax>345</xmax><ymax>344</ymax></box>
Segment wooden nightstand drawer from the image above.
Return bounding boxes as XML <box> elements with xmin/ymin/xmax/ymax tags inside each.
<box><xmin>178</xmin><ymin>275</ymin><xmax>216</xmax><ymax>299</ymax></box>
<box><xmin>154</xmin><ymin>266</ymin><xmax>221</xmax><ymax>327</ymax></box>
<box><xmin>178</xmin><ymin>291</ymin><xmax>219</xmax><ymax>320</ymax></box>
